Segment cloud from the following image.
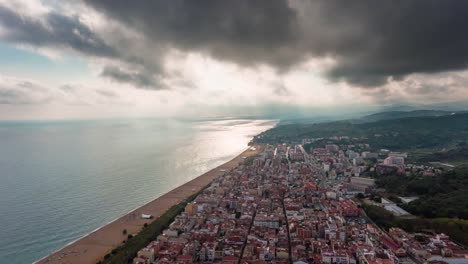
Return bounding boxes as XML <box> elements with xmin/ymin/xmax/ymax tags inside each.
<box><xmin>359</xmin><ymin>71</ymin><xmax>468</xmax><ymax>105</ymax></box>
<box><xmin>0</xmin><ymin>5</ymin><xmax>116</xmax><ymax>58</ymax></box>
<box><xmin>0</xmin><ymin>75</ymin><xmax>131</xmax><ymax>107</ymax></box>
<box><xmin>101</xmin><ymin>66</ymin><xmax>165</xmax><ymax>89</ymax></box>
<box><xmin>301</xmin><ymin>1</ymin><xmax>468</xmax><ymax>87</ymax></box>
<box><xmin>273</xmin><ymin>82</ymin><xmax>290</xmax><ymax>96</ymax></box>
<box><xmin>95</xmin><ymin>89</ymin><xmax>118</xmax><ymax>98</ymax></box>
<box><xmin>86</xmin><ymin>0</ymin><xmax>299</xmax><ymax>68</ymax></box>
<box><xmin>0</xmin><ymin>1</ymin><xmax>172</xmax><ymax>89</ymax></box>
<box><xmin>0</xmin><ymin>77</ymin><xmax>52</xmax><ymax>104</ymax></box>
<box><xmin>2</xmin><ymin>0</ymin><xmax>468</xmax><ymax>99</ymax></box>
<box><xmin>85</xmin><ymin>0</ymin><xmax>468</xmax><ymax>87</ymax></box>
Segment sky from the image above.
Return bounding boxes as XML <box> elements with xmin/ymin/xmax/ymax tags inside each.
<box><xmin>0</xmin><ymin>0</ymin><xmax>468</xmax><ymax>120</ymax></box>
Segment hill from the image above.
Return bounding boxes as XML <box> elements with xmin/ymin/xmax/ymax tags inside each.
<box><xmin>355</xmin><ymin>110</ymin><xmax>454</xmax><ymax>123</ymax></box>
<box><xmin>254</xmin><ymin>113</ymin><xmax>468</xmax><ymax>165</ymax></box>
<box><xmin>255</xmin><ymin>113</ymin><xmax>468</xmax><ymax>149</ymax></box>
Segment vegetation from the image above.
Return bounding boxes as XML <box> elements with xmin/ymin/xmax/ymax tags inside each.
<box><xmin>386</xmin><ymin>194</ymin><xmax>402</xmax><ymax>204</ymax></box>
<box><xmin>355</xmin><ymin>193</ymin><xmax>365</xmax><ymax>199</ymax></box>
<box><xmin>376</xmin><ymin>166</ymin><xmax>468</xmax><ymax>219</ymax></box>
<box><xmin>243</xmin><ymin>156</ymin><xmax>255</xmax><ymax>166</ymax></box>
<box><xmin>416</xmin><ymin>145</ymin><xmax>468</xmax><ymax>164</ymax></box>
<box><xmin>362</xmin><ymin>204</ymin><xmax>395</xmax><ymax>229</ymax></box>
<box><xmin>404</xmin><ymin>189</ymin><xmax>468</xmax><ymax>219</ymax></box>
<box><xmin>254</xmin><ymin>113</ymin><xmax>468</xmax><ymax>156</ymax></box>
<box><xmin>101</xmin><ymin>190</ymin><xmax>203</xmax><ymax>264</ymax></box>
<box><xmin>362</xmin><ymin>204</ymin><xmax>468</xmax><ymax>246</ymax></box>
<box><xmin>356</xmin><ymin>110</ymin><xmax>454</xmax><ymax>123</ymax></box>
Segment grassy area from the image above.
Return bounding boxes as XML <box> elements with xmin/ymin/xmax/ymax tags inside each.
<box><xmin>99</xmin><ymin>191</ymin><xmax>202</xmax><ymax>264</ymax></box>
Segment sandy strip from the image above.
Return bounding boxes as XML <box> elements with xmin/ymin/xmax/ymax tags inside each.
<box><xmin>35</xmin><ymin>146</ymin><xmax>262</xmax><ymax>264</ymax></box>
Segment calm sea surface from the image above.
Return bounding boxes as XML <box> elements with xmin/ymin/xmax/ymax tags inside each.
<box><xmin>0</xmin><ymin>118</ymin><xmax>275</xmax><ymax>263</ymax></box>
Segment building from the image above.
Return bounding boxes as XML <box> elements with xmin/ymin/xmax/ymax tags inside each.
<box><xmin>340</xmin><ymin>200</ymin><xmax>360</xmax><ymax>217</ymax></box>
<box><xmin>136</xmin><ymin>247</ymin><xmax>155</xmax><ymax>263</ymax></box>
<box><xmin>326</xmin><ymin>144</ymin><xmax>340</xmax><ymax>152</ymax></box>
<box><xmin>350</xmin><ymin>177</ymin><xmax>375</xmax><ymax>187</ymax></box>
<box><xmin>353</xmin><ymin>157</ymin><xmax>364</xmax><ymax>166</ymax></box>
<box><xmin>383</xmin><ymin>156</ymin><xmax>405</xmax><ymax>166</ymax></box>
<box><xmin>253</xmin><ymin>215</ymin><xmax>280</xmax><ymax>229</ymax></box>
<box><xmin>348</xmin><ymin>151</ymin><xmax>360</xmax><ymax>160</ymax></box>
<box><xmin>362</xmin><ymin>152</ymin><xmax>378</xmax><ymax>159</ymax></box>
<box><xmin>389</xmin><ymin>152</ymin><xmax>407</xmax><ymax>158</ymax></box>
<box><xmin>322</xmin><ymin>250</ymin><xmax>354</xmax><ymax>264</ymax></box>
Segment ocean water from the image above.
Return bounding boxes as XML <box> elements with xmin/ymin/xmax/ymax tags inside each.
<box><xmin>0</xmin><ymin>118</ymin><xmax>275</xmax><ymax>263</ymax></box>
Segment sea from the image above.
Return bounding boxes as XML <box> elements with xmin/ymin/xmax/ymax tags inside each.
<box><xmin>0</xmin><ymin>118</ymin><xmax>275</xmax><ymax>263</ymax></box>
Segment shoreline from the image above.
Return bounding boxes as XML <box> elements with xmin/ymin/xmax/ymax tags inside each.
<box><xmin>35</xmin><ymin>145</ymin><xmax>262</xmax><ymax>264</ymax></box>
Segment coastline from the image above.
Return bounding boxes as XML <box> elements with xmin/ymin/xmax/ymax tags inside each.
<box><xmin>35</xmin><ymin>145</ymin><xmax>262</xmax><ymax>264</ymax></box>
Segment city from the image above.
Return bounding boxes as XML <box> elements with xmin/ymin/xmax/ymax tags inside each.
<box><xmin>3</xmin><ymin>1</ymin><xmax>468</xmax><ymax>264</ymax></box>
<box><xmin>131</xmin><ymin>141</ymin><xmax>466</xmax><ymax>264</ymax></box>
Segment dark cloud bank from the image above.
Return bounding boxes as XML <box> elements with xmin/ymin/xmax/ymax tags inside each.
<box><xmin>85</xmin><ymin>0</ymin><xmax>468</xmax><ymax>87</ymax></box>
<box><xmin>1</xmin><ymin>1</ymin><xmax>468</xmax><ymax>88</ymax></box>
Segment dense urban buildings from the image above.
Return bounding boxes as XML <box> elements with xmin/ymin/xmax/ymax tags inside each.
<box><xmin>131</xmin><ymin>140</ymin><xmax>467</xmax><ymax>264</ymax></box>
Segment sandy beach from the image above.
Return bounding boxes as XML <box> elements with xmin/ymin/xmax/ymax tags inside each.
<box><xmin>35</xmin><ymin>145</ymin><xmax>261</xmax><ymax>264</ymax></box>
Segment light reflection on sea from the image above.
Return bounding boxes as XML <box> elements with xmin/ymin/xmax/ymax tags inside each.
<box><xmin>0</xmin><ymin>118</ymin><xmax>275</xmax><ymax>263</ymax></box>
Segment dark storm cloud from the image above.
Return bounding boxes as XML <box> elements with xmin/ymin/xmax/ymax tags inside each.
<box><xmin>101</xmin><ymin>66</ymin><xmax>164</xmax><ymax>89</ymax></box>
<box><xmin>1</xmin><ymin>1</ymin><xmax>467</xmax><ymax>89</ymax></box>
<box><xmin>310</xmin><ymin>1</ymin><xmax>468</xmax><ymax>86</ymax></box>
<box><xmin>86</xmin><ymin>0</ymin><xmax>468</xmax><ymax>87</ymax></box>
<box><xmin>86</xmin><ymin>0</ymin><xmax>300</xmax><ymax>68</ymax></box>
<box><xmin>0</xmin><ymin>5</ymin><xmax>116</xmax><ymax>58</ymax></box>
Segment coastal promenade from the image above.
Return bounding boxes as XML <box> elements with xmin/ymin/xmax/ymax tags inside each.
<box><xmin>36</xmin><ymin>146</ymin><xmax>262</xmax><ymax>264</ymax></box>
